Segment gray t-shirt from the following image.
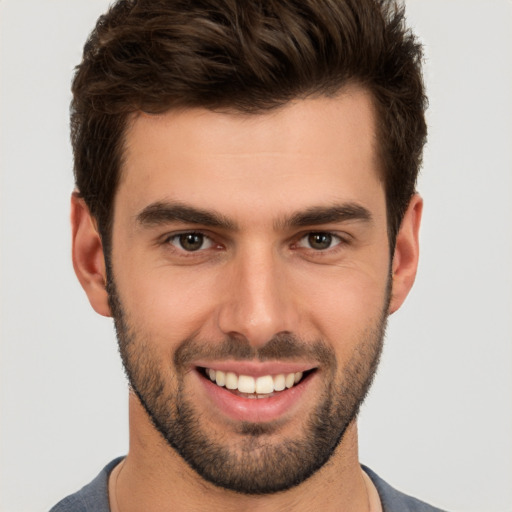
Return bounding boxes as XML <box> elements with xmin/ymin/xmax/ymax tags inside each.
<box><xmin>50</xmin><ymin>458</ymin><xmax>448</xmax><ymax>512</ymax></box>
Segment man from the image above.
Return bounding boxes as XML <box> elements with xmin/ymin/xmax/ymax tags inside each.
<box><xmin>51</xmin><ymin>0</ymin><xmax>445</xmax><ymax>510</ymax></box>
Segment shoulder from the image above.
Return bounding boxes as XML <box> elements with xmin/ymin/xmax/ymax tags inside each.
<box><xmin>49</xmin><ymin>457</ymin><xmax>124</xmax><ymax>512</ymax></box>
<box><xmin>362</xmin><ymin>465</ymin><xmax>448</xmax><ymax>512</ymax></box>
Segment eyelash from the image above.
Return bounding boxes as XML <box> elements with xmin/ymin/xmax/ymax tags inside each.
<box><xmin>161</xmin><ymin>230</ymin><xmax>350</xmax><ymax>256</ymax></box>
<box><xmin>164</xmin><ymin>231</ymin><xmax>217</xmax><ymax>253</ymax></box>
<box><xmin>294</xmin><ymin>232</ymin><xmax>345</xmax><ymax>251</ymax></box>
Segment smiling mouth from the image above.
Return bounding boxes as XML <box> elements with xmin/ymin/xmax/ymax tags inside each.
<box><xmin>199</xmin><ymin>367</ymin><xmax>315</xmax><ymax>399</ymax></box>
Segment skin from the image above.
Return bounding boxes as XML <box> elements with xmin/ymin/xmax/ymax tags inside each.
<box><xmin>72</xmin><ymin>87</ymin><xmax>422</xmax><ymax>511</ymax></box>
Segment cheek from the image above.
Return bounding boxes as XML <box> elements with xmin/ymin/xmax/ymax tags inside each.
<box><xmin>116</xmin><ymin>262</ymin><xmax>389</xmax><ymax>336</ymax></box>
<box><xmin>304</xmin><ymin>272</ymin><xmax>388</xmax><ymax>336</ymax></box>
<box><xmin>291</xmin><ymin>229</ymin><xmax>391</xmax><ymax>323</ymax></box>
<box><xmin>115</xmin><ymin>262</ymin><xmax>222</xmax><ymax>343</ymax></box>
<box><xmin>112</xmin><ymin>226</ymin><xmax>391</xmax><ymax>349</ymax></box>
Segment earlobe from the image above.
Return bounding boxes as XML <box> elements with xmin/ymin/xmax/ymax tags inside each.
<box><xmin>71</xmin><ymin>192</ymin><xmax>112</xmax><ymax>317</ymax></box>
<box><xmin>389</xmin><ymin>194</ymin><xmax>423</xmax><ymax>314</ymax></box>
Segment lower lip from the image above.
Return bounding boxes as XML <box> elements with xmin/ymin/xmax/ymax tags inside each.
<box><xmin>195</xmin><ymin>370</ymin><xmax>314</xmax><ymax>423</ymax></box>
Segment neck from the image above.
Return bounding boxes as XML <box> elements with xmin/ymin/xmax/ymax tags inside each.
<box><xmin>111</xmin><ymin>393</ymin><xmax>370</xmax><ymax>512</ymax></box>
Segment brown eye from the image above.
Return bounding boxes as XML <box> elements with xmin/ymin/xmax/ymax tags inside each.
<box><xmin>179</xmin><ymin>233</ymin><xmax>204</xmax><ymax>251</ymax></box>
<box><xmin>168</xmin><ymin>233</ymin><xmax>214</xmax><ymax>252</ymax></box>
<box><xmin>308</xmin><ymin>233</ymin><xmax>333</xmax><ymax>250</ymax></box>
<box><xmin>297</xmin><ymin>232</ymin><xmax>342</xmax><ymax>251</ymax></box>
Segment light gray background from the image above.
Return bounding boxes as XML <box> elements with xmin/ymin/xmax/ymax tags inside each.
<box><xmin>1</xmin><ymin>1</ymin><xmax>511</xmax><ymax>511</ymax></box>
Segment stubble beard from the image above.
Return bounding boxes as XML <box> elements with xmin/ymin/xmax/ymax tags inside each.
<box><xmin>107</xmin><ymin>274</ymin><xmax>389</xmax><ymax>495</ymax></box>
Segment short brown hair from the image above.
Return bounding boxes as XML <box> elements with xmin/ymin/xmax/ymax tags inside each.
<box><xmin>71</xmin><ymin>0</ymin><xmax>427</xmax><ymax>250</ymax></box>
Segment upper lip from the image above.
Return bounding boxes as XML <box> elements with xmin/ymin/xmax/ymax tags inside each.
<box><xmin>193</xmin><ymin>360</ymin><xmax>317</xmax><ymax>377</ymax></box>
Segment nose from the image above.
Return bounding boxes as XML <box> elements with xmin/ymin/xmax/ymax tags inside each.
<box><xmin>216</xmin><ymin>245</ymin><xmax>299</xmax><ymax>348</ymax></box>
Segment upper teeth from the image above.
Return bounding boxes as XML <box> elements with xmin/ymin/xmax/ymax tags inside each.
<box><xmin>206</xmin><ymin>369</ymin><xmax>304</xmax><ymax>394</ymax></box>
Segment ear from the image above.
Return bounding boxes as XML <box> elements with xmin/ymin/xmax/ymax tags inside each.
<box><xmin>388</xmin><ymin>194</ymin><xmax>423</xmax><ymax>314</ymax></box>
<box><xmin>71</xmin><ymin>192</ymin><xmax>112</xmax><ymax>317</ymax></box>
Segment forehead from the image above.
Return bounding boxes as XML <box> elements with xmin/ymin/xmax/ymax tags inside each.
<box><xmin>118</xmin><ymin>88</ymin><xmax>384</xmax><ymax>225</ymax></box>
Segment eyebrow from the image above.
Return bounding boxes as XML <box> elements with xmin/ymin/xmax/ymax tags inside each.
<box><xmin>136</xmin><ymin>201</ymin><xmax>237</xmax><ymax>230</ymax></box>
<box><xmin>276</xmin><ymin>203</ymin><xmax>372</xmax><ymax>229</ymax></box>
<box><xmin>136</xmin><ymin>200</ymin><xmax>372</xmax><ymax>231</ymax></box>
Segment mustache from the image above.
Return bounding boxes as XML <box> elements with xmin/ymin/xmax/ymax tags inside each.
<box><xmin>174</xmin><ymin>332</ymin><xmax>336</xmax><ymax>369</ymax></box>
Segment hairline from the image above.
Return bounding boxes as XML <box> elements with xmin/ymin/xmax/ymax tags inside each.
<box><xmin>98</xmin><ymin>84</ymin><xmax>398</xmax><ymax>259</ymax></box>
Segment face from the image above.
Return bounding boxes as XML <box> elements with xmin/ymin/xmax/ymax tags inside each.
<box><xmin>83</xmin><ymin>89</ymin><xmax>411</xmax><ymax>494</ymax></box>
